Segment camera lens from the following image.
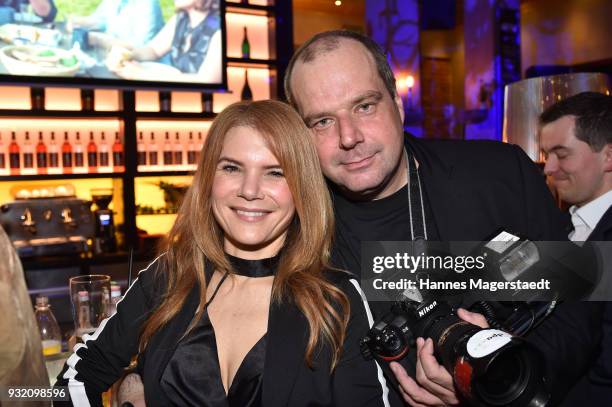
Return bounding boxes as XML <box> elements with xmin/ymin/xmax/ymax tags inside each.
<box><xmin>380</xmin><ymin>326</ymin><xmax>408</xmax><ymax>357</ymax></box>
<box><xmin>475</xmin><ymin>347</ymin><xmax>530</xmax><ymax>405</ymax></box>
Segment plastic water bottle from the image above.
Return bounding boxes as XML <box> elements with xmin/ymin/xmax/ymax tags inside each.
<box><xmin>108</xmin><ymin>283</ymin><xmax>122</xmax><ymax>316</ymax></box>
<box><xmin>34</xmin><ymin>296</ymin><xmax>62</xmax><ymax>357</ymax></box>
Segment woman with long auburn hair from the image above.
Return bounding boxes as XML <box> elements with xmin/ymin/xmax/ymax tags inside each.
<box><xmin>55</xmin><ymin>100</ymin><xmax>395</xmax><ymax>406</ymax></box>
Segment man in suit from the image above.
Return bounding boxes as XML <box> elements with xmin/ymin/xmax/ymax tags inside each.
<box><xmin>284</xmin><ymin>30</ymin><xmax>601</xmax><ymax>406</ymax></box>
<box><xmin>540</xmin><ymin>91</ymin><xmax>612</xmax><ymax>406</ymax></box>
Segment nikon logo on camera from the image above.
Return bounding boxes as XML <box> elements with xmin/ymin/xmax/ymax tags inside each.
<box><xmin>417</xmin><ymin>301</ymin><xmax>437</xmax><ymax>318</ymax></box>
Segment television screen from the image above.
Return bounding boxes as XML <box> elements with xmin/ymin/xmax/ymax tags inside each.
<box><xmin>0</xmin><ymin>0</ymin><xmax>226</xmax><ymax>90</ymax></box>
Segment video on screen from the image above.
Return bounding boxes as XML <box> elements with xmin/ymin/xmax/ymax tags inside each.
<box><xmin>0</xmin><ymin>0</ymin><xmax>223</xmax><ymax>86</ymax></box>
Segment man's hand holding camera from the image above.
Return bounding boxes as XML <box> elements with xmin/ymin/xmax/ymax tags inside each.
<box><xmin>390</xmin><ymin>308</ymin><xmax>489</xmax><ymax>407</ymax></box>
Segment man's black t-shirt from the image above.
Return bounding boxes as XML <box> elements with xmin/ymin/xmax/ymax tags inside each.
<box><xmin>329</xmin><ymin>182</ymin><xmax>440</xmax><ymax>381</ymax></box>
<box><xmin>330</xmin><ymin>183</ymin><xmax>440</xmax><ymax>280</ymax></box>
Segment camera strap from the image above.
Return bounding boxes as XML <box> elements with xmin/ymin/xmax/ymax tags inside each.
<box><xmin>406</xmin><ymin>148</ymin><xmax>428</xmax><ymax>242</ymax></box>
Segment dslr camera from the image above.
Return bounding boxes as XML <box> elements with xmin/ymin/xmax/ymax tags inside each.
<box><xmin>361</xmin><ymin>298</ymin><xmax>549</xmax><ymax>407</ymax></box>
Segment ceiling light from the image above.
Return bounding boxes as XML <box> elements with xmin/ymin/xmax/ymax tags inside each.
<box><xmin>335</xmin><ymin>0</ymin><xmax>342</xmax><ymax>6</ymax></box>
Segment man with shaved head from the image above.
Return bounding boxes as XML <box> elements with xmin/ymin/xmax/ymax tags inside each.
<box><xmin>285</xmin><ymin>30</ymin><xmax>601</xmax><ymax>406</ymax></box>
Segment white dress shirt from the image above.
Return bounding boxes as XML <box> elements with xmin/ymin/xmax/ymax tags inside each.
<box><xmin>568</xmin><ymin>189</ymin><xmax>612</xmax><ymax>242</ymax></box>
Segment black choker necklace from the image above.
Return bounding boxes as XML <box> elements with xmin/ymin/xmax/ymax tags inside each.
<box><xmin>226</xmin><ymin>253</ymin><xmax>280</xmax><ymax>278</ymax></box>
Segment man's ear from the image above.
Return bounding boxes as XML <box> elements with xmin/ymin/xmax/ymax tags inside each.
<box><xmin>603</xmin><ymin>144</ymin><xmax>612</xmax><ymax>172</ymax></box>
<box><xmin>394</xmin><ymin>92</ymin><xmax>405</xmax><ymax>124</ymax></box>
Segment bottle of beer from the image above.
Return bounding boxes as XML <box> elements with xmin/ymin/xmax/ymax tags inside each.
<box><xmin>9</xmin><ymin>132</ymin><xmax>20</xmax><ymax>175</ymax></box>
<box><xmin>241</xmin><ymin>26</ymin><xmax>250</xmax><ymax>59</ymax></box>
<box><xmin>74</xmin><ymin>132</ymin><xmax>86</xmax><ymax>173</ymax></box>
<box><xmin>0</xmin><ymin>132</ymin><xmax>6</xmax><ymax>175</ymax></box>
<box><xmin>148</xmin><ymin>132</ymin><xmax>158</xmax><ymax>167</ymax></box>
<box><xmin>163</xmin><ymin>131</ymin><xmax>173</xmax><ymax>167</ymax></box>
<box><xmin>61</xmin><ymin>131</ymin><xmax>73</xmax><ymax>174</ymax></box>
<box><xmin>137</xmin><ymin>132</ymin><xmax>147</xmax><ymax>167</ymax></box>
<box><xmin>187</xmin><ymin>131</ymin><xmax>198</xmax><ymax>168</ymax></box>
<box><xmin>241</xmin><ymin>70</ymin><xmax>253</xmax><ymax>101</ymax></box>
<box><xmin>35</xmin><ymin>131</ymin><xmax>47</xmax><ymax>174</ymax></box>
<box><xmin>99</xmin><ymin>132</ymin><xmax>110</xmax><ymax>171</ymax></box>
<box><xmin>87</xmin><ymin>131</ymin><xmax>98</xmax><ymax>173</ymax></box>
<box><xmin>23</xmin><ymin>131</ymin><xmax>34</xmax><ymax>171</ymax></box>
<box><xmin>48</xmin><ymin>131</ymin><xmax>60</xmax><ymax>172</ymax></box>
<box><xmin>112</xmin><ymin>131</ymin><xmax>124</xmax><ymax>172</ymax></box>
<box><xmin>173</xmin><ymin>132</ymin><xmax>183</xmax><ymax>168</ymax></box>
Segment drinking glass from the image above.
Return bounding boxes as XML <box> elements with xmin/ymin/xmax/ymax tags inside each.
<box><xmin>69</xmin><ymin>274</ymin><xmax>111</xmax><ymax>341</ymax></box>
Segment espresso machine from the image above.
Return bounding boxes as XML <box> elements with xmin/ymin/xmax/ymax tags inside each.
<box><xmin>0</xmin><ymin>184</ymin><xmax>94</xmax><ymax>257</ymax></box>
<box><xmin>91</xmin><ymin>188</ymin><xmax>117</xmax><ymax>254</ymax></box>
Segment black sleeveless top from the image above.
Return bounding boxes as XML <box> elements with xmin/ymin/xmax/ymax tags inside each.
<box><xmin>170</xmin><ymin>9</ymin><xmax>220</xmax><ymax>74</ymax></box>
<box><xmin>160</xmin><ymin>254</ymin><xmax>278</xmax><ymax>406</ymax></box>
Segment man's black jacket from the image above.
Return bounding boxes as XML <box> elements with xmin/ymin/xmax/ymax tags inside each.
<box><xmin>331</xmin><ymin>134</ymin><xmax>603</xmax><ymax>405</ymax></box>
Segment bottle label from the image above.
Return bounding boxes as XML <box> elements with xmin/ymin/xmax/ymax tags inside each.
<box><xmin>466</xmin><ymin>329</ymin><xmax>512</xmax><ymax>359</ymax></box>
<box><xmin>163</xmin><ymin>151</ymin><xmax>173</xmax><ymax>165</ymax></box>
<box><xmin>100</xmin><ymin>152</ymin><xmax>109</xmax><ymax>167</ymax></box>
<box><xmin>24</xmin><ymin>153</ymin><xmax>34</xmax><ymax>168</ymax></box>
<box><xmin>137</xmin><ymin>151</ymin><xmax>147</xmax><ymax>166</ymax></box>
<box><xmin>149</xmin><ymin>151</ymin><xmax>158</xmax><ymax>165</ymax></box>
<box><xmin>49</xmin><ymin>152</ymin><xmax>59</xmax><ymax>167</ymax></box>
<box><xmin>187</xmin><ymin>151</ymin><xmax>197</xmax><ymax>164</ymax></box>
<box><xmin>88</xmin><ymin>151</ymin><xmax>97</xmax><ymax>167</ymax></box>
<box><xmin>75</xmin><ymin>152</ymin><xmax>84</xmax><ymax>167</ymax></box>
<box><xmin>62</xmin><ymin>152</ymin><xmax>72</xmax><ymax>167</ymax></box>
<box><xmin>36</xmin><ymin>152</ymin><xmax>47</xmax><ymax>168</ymax></box>
<box><xmin>113</xmin><ymin>151</ymin><xmax>124</xmax><ymax>167</ymax></box>
<box><xmin>174</xmin><ymin>151</ymin><xmax>182</xmax><ymax>165</ymax></box>
<box><xmin>9</xmin><ymin>153</ymin><xmax>19</xmax><ymax>169</ymax></box>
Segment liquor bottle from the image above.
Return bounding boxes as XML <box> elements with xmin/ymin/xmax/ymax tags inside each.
<box><xmin>241</xmin><ymin>69</ymin><xmax>253</xmax><ymax>101</ymax></box>
<box><xmin>36</xmin><ymin>131</ymin><xmax>48</xmax><ymax>175</ymax></box>
<box><xmin>148</xmin><ymin>132</ymin><xmax>158</xmax><ymax>167</ymax></box>
<box><xmin>34</xmin><ymin>296</ymin><xmax>62</xmax><ymax>357</ymax></box>
<box><xmin>81</xmin><ymin>89</ymin><xmax>94</xmax><ymax>111</ymax></box>
<box><xmin>98</xmin><ymin>131</ymin><xmax>110</xmax><ymax>172</ymax></box>
<box><xmin>87</xmin><ymin>131</ymin><xmax>98</xmax><ymax>172</ymax></box>
<box><xmin>202</xmin><ymin>93</ymin><xmax>213</xmax><ymax>113</ymax></box>
<box><xmin>137</xmin><ymin>132</ymin><xmax>147</xmax><ymax>167</ymax></box>
<box><xmin>74</xmin><ymin>132</ymin><xmax>86</xmax><ymax>173</ymax></box>
<box><xmin>163</xmin><ymin>131</ymin><xmax>173</xmax><ymax>167</ymax></box>
<box><xmin>196</xmin><ymin>131</ymin><xmax>203</xmax><ymax>163</ymax></box>
<box><xmin>48</xmin><ymin>131</ymin><xmax>60</xmax><ymax>173</ymax></box>
<box><xmin>0</xmin><ymin>132</ymin><xmax>6</xmax><ymax>175</ymax></box>
<box><xmin>187</xmin><ymin>131</ymin><xmax>197</xmax><ymax>167</ymax></box>
<box><xmin>9</xmin><ymin>132</ymin><xmax>20</xmax><ymax>175</ymax></box>
<box><xmin>112</xmin><ymin>131</ymin><xmax>124</xmax><ymax>172</ymax></box>
<box><xmin>61</xmin><ymin>131</ymin><xmax>73</xmax><ymax>173</ymax></box>
<box><xmin>173</xmin><ymin>132</ymin><xmax>183</xmax><ymax>168</ymax></box>
<box><xmin>241</xmin><ymin>26</ymin><xmax>250</xmax><ymax>59</ymax></box>
<box><xmin>31</xmin><ymin>87</ymin><xmax>45</xmax><ymax>111</ymax></box>
<box><xmin>23</xmin><ymin>132</ymin><xmax>34</xmax><ymax>171</ymax></box>
<box><xmin>159</xmin><ymin>91</ymin><xmax>171</xmax><ymax>112</ymax></box>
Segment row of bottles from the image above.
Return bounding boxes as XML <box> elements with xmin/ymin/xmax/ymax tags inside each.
<box><xmin>0</xmin><ymin>130</ymin><xmax>124</xmax><ymax>176</ymax></box>
<box><xmin>0</xmin><ymin>128</ymin><xmax>211</xmax><ymax>175</ymax></box>
<box><xmin>137</xmin><ymin>130</ymin><xmax>205</xmax><ymax>171</ymax></box>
